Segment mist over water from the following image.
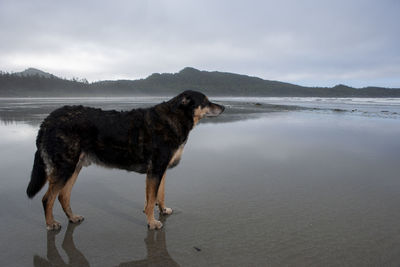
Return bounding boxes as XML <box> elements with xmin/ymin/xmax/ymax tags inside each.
<box><xmin>1</xmin><ymin>97</ymin><xmax>400</xmax><ymax>266</ymax></box>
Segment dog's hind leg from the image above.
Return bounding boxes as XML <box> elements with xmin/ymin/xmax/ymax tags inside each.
<box><xmin>42</xmin><ymin>179</ymin><xmax>64</xmax><ymax>230</ymax></box>
<box><xmin>157</xmin><ymin>174</ymin><xmax>173</xmax><ymax>215</ymax></box>
<box><xmin>58</xmin><ymin>153</ymin><xmax>85</xmax><ymax>224</ymax></box>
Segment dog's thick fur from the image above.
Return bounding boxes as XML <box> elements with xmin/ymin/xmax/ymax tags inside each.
<box><xmin>26</xmin><ymin>90</ymin><xmax>224</xmax><ymax>230</ymax></box>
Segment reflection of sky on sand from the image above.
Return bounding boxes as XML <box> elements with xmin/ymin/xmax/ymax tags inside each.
<box><xmin>0</xmin><ymin>123</ymin><xmax>37</xmax><ymax>141</ymax></box>
<box><xmin>1</xmin><ymin>100</ymin><xmax>400</xmax><ymax>266</ymax></box>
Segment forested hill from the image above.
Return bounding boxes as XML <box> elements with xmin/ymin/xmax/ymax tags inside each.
<box><xmin>1</xmin><ymin>67</ymin><xmax>399</xmax><ymax>97</ymax></box>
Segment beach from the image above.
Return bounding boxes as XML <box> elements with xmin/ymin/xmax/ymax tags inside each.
<box><xmin>0</xmin><ymin>97</ymin><xmax>400</xmax><ymax>266</ymax></box>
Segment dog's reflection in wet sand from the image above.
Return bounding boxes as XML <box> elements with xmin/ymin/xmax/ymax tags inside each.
<box><xmin>33</xmin><ymin>222</ymin><xmax>89</xmax><ymax>267</ymax></box>
<box><xmin>119</xmin><ymin>215</ymin><xmax>179</xmax><ymax>267</ymax></box>
<box><xmin>33</xmin><ymin>216</ymin><xmax>179</xmax><ymax>267</ymax></box>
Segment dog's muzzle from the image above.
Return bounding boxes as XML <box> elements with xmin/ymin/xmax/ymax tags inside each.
<box><xmin>206</xmin><ymin>103</ymin><xmax>225</xmax><ymax>117</ymax></box>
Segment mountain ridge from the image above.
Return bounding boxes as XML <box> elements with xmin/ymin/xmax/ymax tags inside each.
<box><xmin>14</xmin><ymin>68</ymin><xmax>57</xmax><ymax>79</ymax></box>
<box><xmin>0</xmin><ymin>67</ymin><xmax>399</xmax><ymax>97</ymax></box>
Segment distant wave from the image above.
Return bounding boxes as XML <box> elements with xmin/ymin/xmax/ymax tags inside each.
<box><xmin>214</xmin><ymin>97</ymin><xmax>400</xmax><ymax>120</ymax></box>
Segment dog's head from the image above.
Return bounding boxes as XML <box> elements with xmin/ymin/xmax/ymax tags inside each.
<box><xmin>172</xmin><ymin>90</ymin><xmax>225</xmax><ymax>125</ymax></box>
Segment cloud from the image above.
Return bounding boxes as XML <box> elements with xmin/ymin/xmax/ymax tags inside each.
<box><xmin>0</xmin><ymin>0</ymin><xmax>399</xmax><ymax>87</ymax></box>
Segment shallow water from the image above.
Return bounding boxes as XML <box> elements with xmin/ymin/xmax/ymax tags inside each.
<box><xmin>216</xmin><ymin>96</ymin><xmax>400</xmax><ymax>119</ymax></box>
<box><xmin>1</xmin><ymin>98</ymin><xmax>400</xmax><ymax>266</ymax></box>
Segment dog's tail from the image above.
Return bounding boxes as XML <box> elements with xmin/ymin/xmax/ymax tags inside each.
<box><xmin>26</xmin><ymin>150</ymin><xmax>47</xmax><ymax>198</ymax></box>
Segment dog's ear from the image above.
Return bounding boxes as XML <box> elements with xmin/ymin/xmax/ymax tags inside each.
<box><xmin>172</xmin><ymin>94</ymin><xmax>191</xmax><ymax>112</ymax></box>
<box><xmin>181</xmin><ymin>96</ymin><xmax>190</xmax><ymax>106</ymax></box>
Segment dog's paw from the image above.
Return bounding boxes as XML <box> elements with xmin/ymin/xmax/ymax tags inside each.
<box><xmin>161</xmin><ymin>207</ymin><xmax>173</xmax><ymax>215</ymax></box>
<box><xmin>147</xmin><ymin>220</ymin><xmax>163</xmax><ymax>230</ymax></box>
<box><xmin>69</xmin><ymin>214</ymin><xmax>84</xmax><ymax>223</ymax></box>
<box><xmin>46</xmin><ymin>221</ymin><xmax>61</xmax><ymax>231</ymax></box>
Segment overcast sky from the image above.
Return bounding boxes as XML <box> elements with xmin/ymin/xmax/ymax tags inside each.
<box><xmin>1</xmin><ymin>0</ymin><xmax>399</xmax><ymax>87</ymax></box>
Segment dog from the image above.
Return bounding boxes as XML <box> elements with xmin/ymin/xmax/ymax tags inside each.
<box><xmin>26</xmin><ymin>90</ymin><xmax>224</xmax><ymax>230</ymax></box>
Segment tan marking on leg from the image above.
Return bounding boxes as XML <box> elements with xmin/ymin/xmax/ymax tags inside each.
<box><xmin>58</xmin><ymin>156</ymin><xmax>84</xmax><ymax>223</ymax></box>
<box><xmin>157</xmin><ymin>173</ymin><xmax>166</xmax><ymax>210</ymax></box>
<box><xmin>157</xmin><ymin>173</ymin><xmax>173</xmax><ymax>215</ymax></box>
<box><xmin>42</xmin><ymin>179</ymin><xmax>63</xmax><ymax>230</ymax></box>
<box><xmin>145</xmin><ymin>175</ymin><xmax>163</xmax><ymax>229</ymax></box>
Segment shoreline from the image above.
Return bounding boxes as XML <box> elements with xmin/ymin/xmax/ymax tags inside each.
<box><xmin>0</xmin><ymin>97</ymin><xmax>400</xmax><ymax>126</ymax></box>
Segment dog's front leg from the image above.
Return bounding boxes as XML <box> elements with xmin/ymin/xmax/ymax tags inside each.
<box><xmin>157</xmin><ymin>173</ymin><xmax>173</xmax><ymax>215</ymax></box>
<box><xmin>144</xmin><ymin>170</ymin><xmax>165</xmax><ymax>230</ymax></box>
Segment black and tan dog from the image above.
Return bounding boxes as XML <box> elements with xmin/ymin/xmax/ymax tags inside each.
<box><xmin>26</xmin><ymin>90</ymin><xmax>224</xmax><ymax>230</ymax></box>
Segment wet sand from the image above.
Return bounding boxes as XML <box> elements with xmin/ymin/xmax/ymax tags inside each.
<box><xmin>1</xmin><ymin>98</ymin><xmax>400</xmax><ymax>266</ymax></box>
